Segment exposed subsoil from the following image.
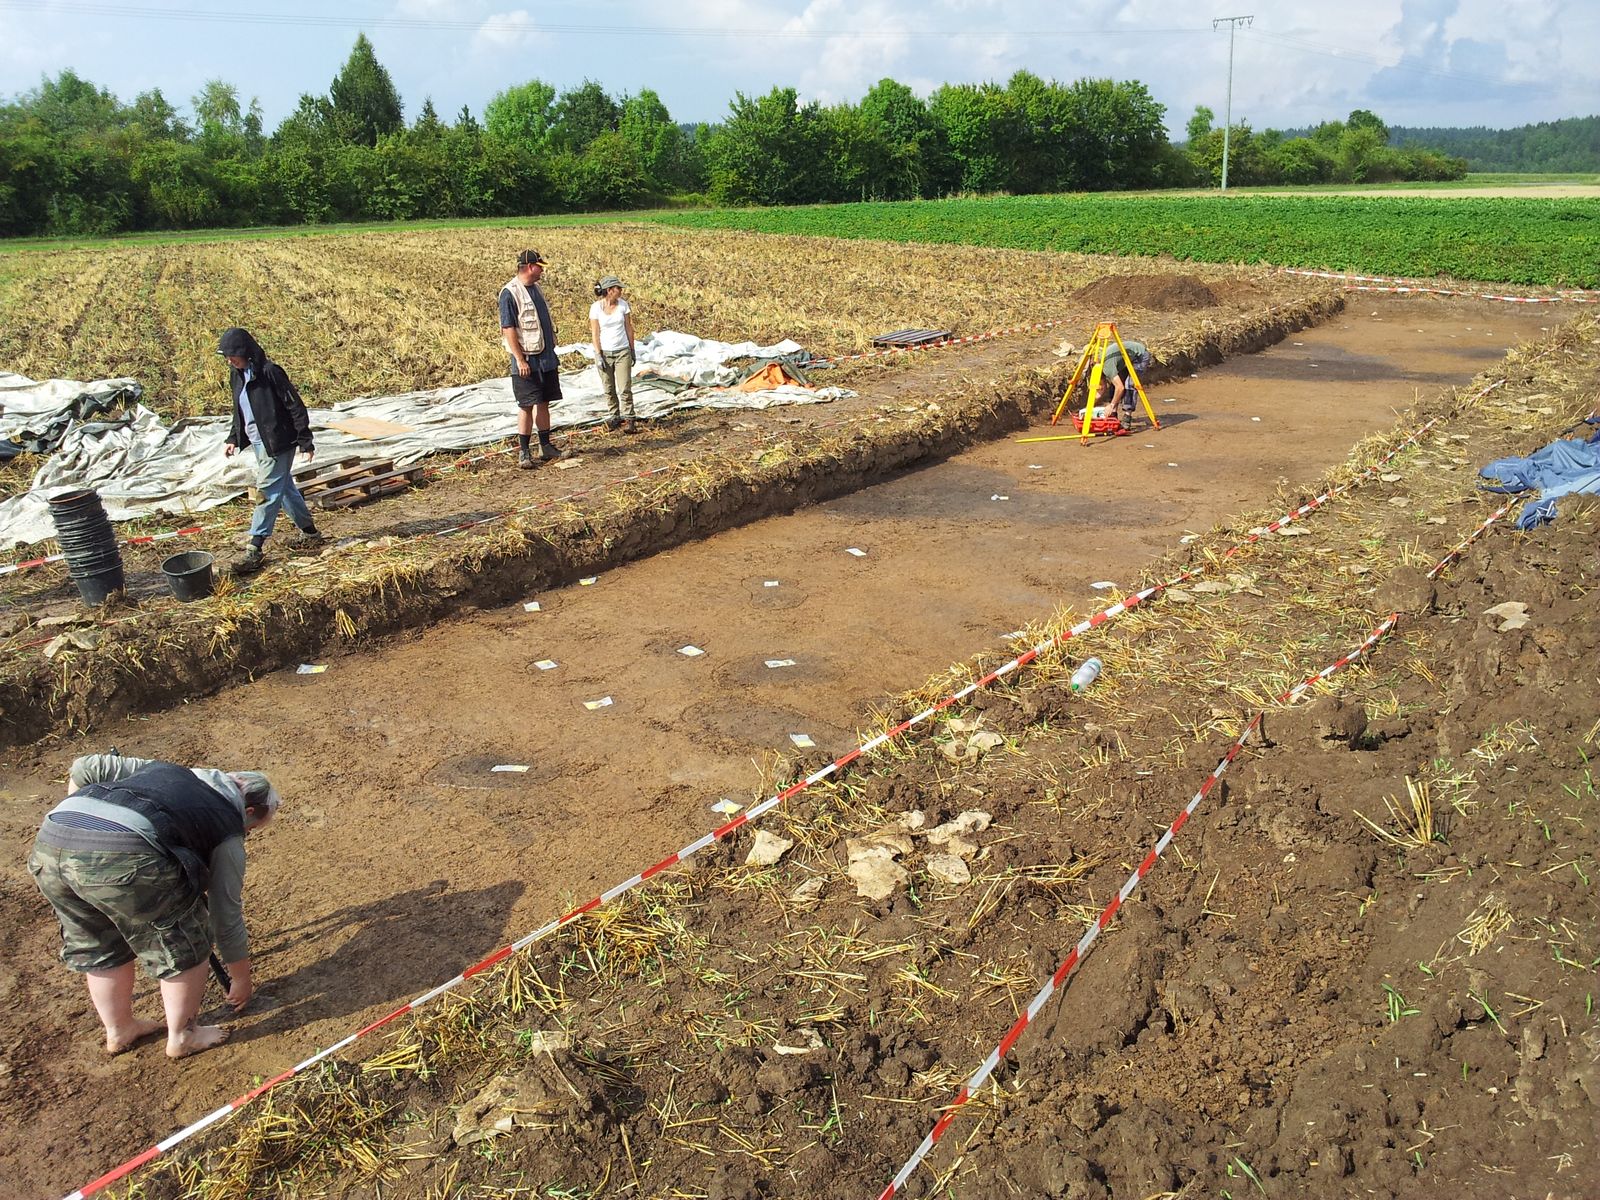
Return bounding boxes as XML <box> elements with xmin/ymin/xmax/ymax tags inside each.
<box><xmin>0</xmin><ymin>294</ymin><xmax>1579</xmax><ymax>1200</ymax></box>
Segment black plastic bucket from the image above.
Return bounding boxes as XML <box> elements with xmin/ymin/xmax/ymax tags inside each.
<box><xmin>161</xmin><ymin>550</ymin><xmax>215</xmax><ymax>602</ymax></box>
<box><xmin>47</xmin><ymin>488</ymin><xmax>125</xmax><ymax>605</ymax></box>
<box><xmin>73</xmin><ymin>566</ymin><xmax>126</xmax><ymax>606</ymax></box>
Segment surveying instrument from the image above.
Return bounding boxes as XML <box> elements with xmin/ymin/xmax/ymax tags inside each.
<box><xmin>1043</xmin><ymin>322</ymin><xmax>1161</xmax><ymax>442</ymax></box>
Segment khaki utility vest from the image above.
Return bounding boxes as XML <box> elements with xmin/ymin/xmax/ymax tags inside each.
<box><xmin>503</xmin><ymin>277</ymin><xmax>547</xmax><ymax>355</ymax></box>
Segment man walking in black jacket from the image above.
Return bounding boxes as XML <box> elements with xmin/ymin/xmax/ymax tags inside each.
<box><xmin>219</xmin><ymin>327</ymin><xmax>323</xmax><ymax>575</ymax></box>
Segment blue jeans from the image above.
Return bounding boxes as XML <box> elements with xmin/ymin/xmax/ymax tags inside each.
<box><xmin>249</xmin><ymin>444</ymin><xmax>315</xmax><ymax>539</ymax></box>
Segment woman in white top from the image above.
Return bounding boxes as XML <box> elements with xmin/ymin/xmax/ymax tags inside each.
<box><xmin>589</xmin><ymin>275</ymin><xmax>637</xmax><ymax>432</ymax></box>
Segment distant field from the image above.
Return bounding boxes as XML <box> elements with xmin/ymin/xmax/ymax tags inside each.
<box><xmin>4</xmin><ymin>183</ymin><xmax>1597</xmax><ymax>290</ymax></box>
<box><xmin>1202</xmin><ymin>172</ymin><xmax>1600</xmax><ymax>194</ymax></box>
<box><xmin>651</xmin><ymin>195</ymin><xmax>1600</xmax><ymax>288</ymax></box>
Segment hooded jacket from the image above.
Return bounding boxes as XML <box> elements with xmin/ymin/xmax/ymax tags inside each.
<box><xmin>219</xmin><ymin>327</ymin><xmax>314</xmax><ymax>457</ymax></box>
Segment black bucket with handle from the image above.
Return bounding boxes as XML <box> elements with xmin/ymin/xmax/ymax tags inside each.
<box><xmin>47</xmin><ymin>488</ymin><xmax>125</xmax><ymax>606</ymax></box>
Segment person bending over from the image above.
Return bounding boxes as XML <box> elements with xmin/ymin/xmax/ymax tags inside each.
<box><xmin>27</xmin><ymin>753</ymin><xmax>281</xmax><ymax>1059</ymax></box>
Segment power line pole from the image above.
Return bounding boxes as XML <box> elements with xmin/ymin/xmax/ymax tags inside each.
<box><xmin>1213</xmin><ymin>14</ymin><xmax>1253</xmax><ymax>191</ymax></box>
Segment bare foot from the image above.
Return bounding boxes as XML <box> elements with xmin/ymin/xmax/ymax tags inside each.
<box><xmin>167</xmin><ymin>1024</ymin><xmax>229</xmax><ymax>1059</ymax></box>
<box><xmin>106</xmin><ymin>1017</ymin><xmax>165</xmax><ymax>1055</ymax></box>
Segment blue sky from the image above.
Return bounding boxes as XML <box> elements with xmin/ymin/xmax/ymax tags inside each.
<box><xmin>2</xmin><ymin>0</ymin><xmax>1595</xmax><ymax>135</ymax></box>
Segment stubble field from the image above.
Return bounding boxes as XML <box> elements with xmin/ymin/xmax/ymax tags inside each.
<box><xmin>0</xmin><ymin>225</ymin><xmax>1299</xmax><ymax>423</ymax></box>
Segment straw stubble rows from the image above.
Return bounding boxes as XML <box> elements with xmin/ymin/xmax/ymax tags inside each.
<box><xmin>0</xmin><ymin>225</ymin><xmax>1303</xmax><ymax>420</ymax></box>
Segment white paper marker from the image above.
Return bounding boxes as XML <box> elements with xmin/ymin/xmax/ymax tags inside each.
<box><xmin>492</xmin><ymin>764</ymin><xmax>530</xmax><ymax>773</ymax></box>
<box><xmin>679</xmin><ymin>645</ymin><xmax>705</xmax><ymax>657</ymax></box>
<box><xmin>584</xmin><ymin>697</ymin><xmax>613</xmax><ymax>710</ymax></box>
<box><xmin>991</xmin><ymin>494</ymin><xmax>1010</xmax><ymax>501</ymax></box>
<box><xmin>765</xmin><ymin>658</ymin><xmax>797</xmax><ymax>669</ymax></box>
<box><xmin>1090</xmin><ymin>581</ymin><xmax>1116</xmax><ymax>590</ymax></box>
<box><xmin>297</xmin><ymin>664</ymin><xmax>327</xmax><ymax>675</ymax></box>
<box><xmin>711</xmin><ymin>798</ymin><xmax>743</xmax><ymax>815</ymax></box>
<box><xmin>763</xmin><ymin>580</ymin><xmax>780</xmax><ymax>587</ymax></box>
<box><xmin>789</xmin><ymin>733</ymin><xmax>815</xmax><ymax>748</ymax></box>
<box><xmin>844</xmin><ymin>547</ymin><xmax>867</xmax><ymax>557</ymax></box>
<box><xmin>1027</xmin><ymin>464</ymin><xmax>1044</xmax><ymax>470</ymax></box>
<box><xmin>535</xmin><ymin>660</ymin><xmax>558</xmax><ymax>670</ymax></box>
<box><xmin>523</xmin><ymin>601</ymin><xmax>542</xmax><ymax>612</ymax></box>
<box><xmin>579</xmin><ymin>576</ymin><xmax>598</xmax><ymax>586</ymax></box>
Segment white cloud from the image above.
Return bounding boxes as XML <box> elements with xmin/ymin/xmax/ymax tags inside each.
<box><xmin>4</xmin><ymin>0</ymin><xmax>1593</xmax><ymax>133</ymax></box>
<box><xmin>471</xmin><ymin>9</ymin><xmax>548</xmax><ymax>52</ymax></box>
<box><xmin>783</xmin><ymin>0</ymin><xmax>914</xmax><ymax>103</ymax></box>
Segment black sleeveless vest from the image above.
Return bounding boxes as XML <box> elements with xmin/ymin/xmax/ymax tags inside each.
<box><xmin>79</xmin><ymin>761</ymin><xmax>244</xmax><ymax>892</ymax></box>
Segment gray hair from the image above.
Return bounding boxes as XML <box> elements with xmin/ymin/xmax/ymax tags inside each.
<box><xmin>234</xmin><ymin>771</ymin><xmax>281</xmax><ymax>817</ymax></box>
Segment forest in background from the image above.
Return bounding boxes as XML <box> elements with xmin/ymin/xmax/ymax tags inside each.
<box><xmin>6</xmin><ymin>34</ymin><xmax>1583</xmax><ymax>239</ymax></box>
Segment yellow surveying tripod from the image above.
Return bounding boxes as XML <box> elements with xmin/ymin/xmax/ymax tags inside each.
<box><xmin>1050</xmin><ymin>322</ymin><xmax>1160</xmax><ymax>441</ymax></box>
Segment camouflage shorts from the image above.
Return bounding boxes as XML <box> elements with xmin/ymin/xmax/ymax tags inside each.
<box><xmin>28</xmin><ymin>841</ymin><xmax>211</xmax><ymax>980</ymax></box>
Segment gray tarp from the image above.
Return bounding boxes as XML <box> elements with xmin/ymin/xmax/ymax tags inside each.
<box><xmin>0</xmin><ymin>332</ymin><xmax>849</xmax><ymax>548</ymax></box>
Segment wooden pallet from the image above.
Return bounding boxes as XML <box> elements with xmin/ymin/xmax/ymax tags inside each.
<box><xmin>314</xmin><ymin>465</ymin><xmax>427</xmax><ymax>510</ymax></box>
<box><xmin>295</xmin><ymin>458</ymin><xmax>427</xmax><ymax>509</ymax></box>
<box><xmin>292</xmin><ymin>456</ymin><xmax>361</xmax><ymax>483</ymax></box>
<box><xmin>298</xmin><ymin>459</ymin><xmax>393</xmax><ymax>496</ymax></box>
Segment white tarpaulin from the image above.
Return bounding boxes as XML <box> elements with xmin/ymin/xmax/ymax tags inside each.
<box><xmin>0</xmin><ymin>332</ymin><xmax>847</xmax><ymax>548</ymax></box>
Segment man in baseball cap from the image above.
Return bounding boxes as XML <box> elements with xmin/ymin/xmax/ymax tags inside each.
<box><xmin>499</xmin><ymin>250</ymin><xmax>563</xmax><ymax>468</ymax></box>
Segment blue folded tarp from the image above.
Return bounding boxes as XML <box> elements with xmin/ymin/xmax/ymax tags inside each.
<box><xmin>1479</xmin><ymin>420</ymin><xmax>1600</xmax><ymax>528</ymax></box>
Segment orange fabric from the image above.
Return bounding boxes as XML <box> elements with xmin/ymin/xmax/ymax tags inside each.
<box><xmin>738</xmin><ymin>362</ymin><xmax>807</xmax><ymax>392</ymax></box>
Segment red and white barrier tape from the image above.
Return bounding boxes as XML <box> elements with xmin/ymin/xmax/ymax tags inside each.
<box><xmin>876</xmin><ymin>495</ymin><xmax>1519</xmax><ymax>1196</ymax></box>
<box><xmin>1426</xmin><ymin>500</ymin><xmax>1515</xmax><ymax>580</ymax></box>
<box><xmin>1282</xmin><ymin>267</ymin><xmax>1600</xmax><ymax>306</ymax></box>
<box><xmin>57</xmin><ymin>397</ymin><xmax>1458</xmax><ymax>1200</ymax></box>
<box><xmin>0</xmin><ymin>440</ymin><xmax>545</xmax><ymax>578</ymax></box>
<box><xmin>874</xmin><ymin>615</ymin><xmax>1400</xmax><ymax>1200</ymax></box>
<box><xmin>0</xmin><ymin>523</ymin><xmax>227</xmax><ymax>578</ymax></box>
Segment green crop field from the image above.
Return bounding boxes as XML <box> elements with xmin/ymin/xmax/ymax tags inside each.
<box><xmin>651</xmin><ymin>195</ymin><xmax>1600</xmax><ymax>288</ymax></box>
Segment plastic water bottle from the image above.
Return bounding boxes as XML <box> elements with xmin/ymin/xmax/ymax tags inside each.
<box><xmin>1069</xmin><ymin>658</ymin><xmax>1102</xmax><ymax>693</ymax></box>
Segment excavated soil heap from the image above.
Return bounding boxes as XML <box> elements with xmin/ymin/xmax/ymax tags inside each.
<box><xmin>1076</xmin><ymin>273</ymin><xmax>1221</xmax><ymax>311</ymax></box>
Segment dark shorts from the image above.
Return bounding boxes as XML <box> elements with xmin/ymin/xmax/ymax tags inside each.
<box><xmin>28</xmin><ymin>841</ymin><xmax>211</xmax><ymax>979</ymax></box>
<box><xmin>510</xmin><ymin>365</ymin><xmax>562</xmax><ymax>410</ymax></box>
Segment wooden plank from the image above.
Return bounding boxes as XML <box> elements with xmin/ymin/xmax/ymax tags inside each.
<box><xmin>314</xmin><ymin>465</ymin><xmax>426</xmax><ymax>510</ymax></box>
<box><xmin>300</xmin><ymin>460</ymin><xmax>396</xmax><ymax>496</ymax></box>
<box><xmin>292</xmin><ymin>456</ymin><xmax>361</xmax><ymax>482</ymax></box>
<box><xmin>323</xmin><ymin>416</ymin><xmax>416</xmax><ymax>439</ymax></box>
<box><xmin>316</xmin><ymin>477</ymin><xmax>421</xmax><ymax>510</ymax></box>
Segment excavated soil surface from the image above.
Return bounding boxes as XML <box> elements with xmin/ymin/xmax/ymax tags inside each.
<box><xmin>0</xmin><ymin>296</ymin><xmax>1581</xmax><ymax>1200</ymax></box>
<box><xmin>1075</xmin><ymin>273</ymin><xmax>1221</xmax><ymax>311</ymax></box>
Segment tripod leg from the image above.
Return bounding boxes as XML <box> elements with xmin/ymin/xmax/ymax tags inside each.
<box><xmin>1053</xmin><ymin>344</ymin><xmax>1095</xmax><ymax>426</ymax></box>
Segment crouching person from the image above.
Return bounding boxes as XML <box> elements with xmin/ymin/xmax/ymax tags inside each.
<box><xmin>27</xmin><ymin>753</ymin><xmax>281</xmax><ymax>1059</ymax></box>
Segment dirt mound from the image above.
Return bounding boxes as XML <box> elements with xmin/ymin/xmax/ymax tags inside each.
<box><xmin>1075</xmin><ymin>273</ymin><xmax>1221</xmax><ymax>311</ymax></box>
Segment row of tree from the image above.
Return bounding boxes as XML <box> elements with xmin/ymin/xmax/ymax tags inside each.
<box><xmin>1182</xmin><ymin>108</ymin><xmax>1468</xmax><ymax>185</ymax></box>
<box><xmin>0</xmin><ymin>34</ymin><xmax>1473</xmax><ymax>238</ymax></box>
